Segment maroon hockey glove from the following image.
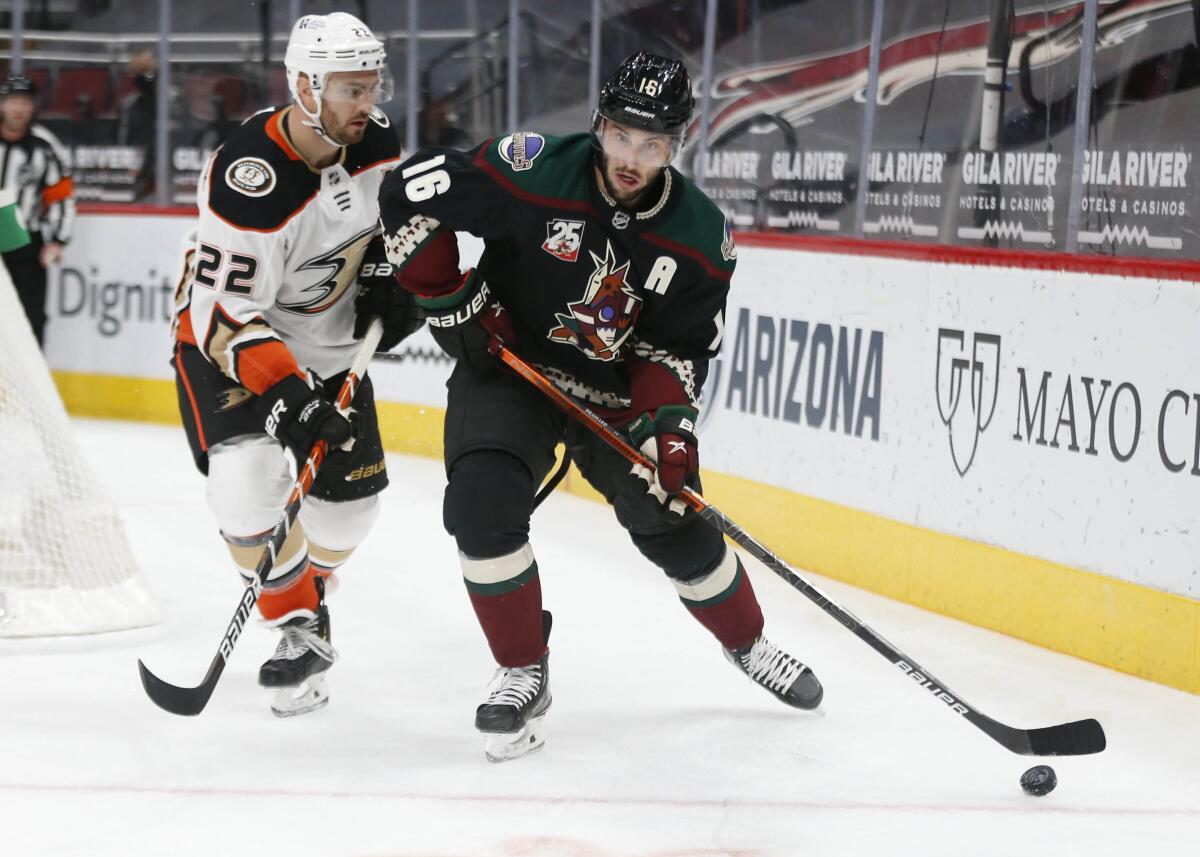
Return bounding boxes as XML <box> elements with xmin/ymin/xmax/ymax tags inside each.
<box><xmin>625</xmin><ymin>360</ymin><xmax>699</xmax><ymax>515</ymax></box>
<box><xmin>478</xmin><ymin>301</ymin><xmax>516</xmax><ymax>350</ymax></box>
<box><xmin>627</xmin><ymin>404</ymin><xmax>699</xmax><ymax>506</ymax></box>
<box><xmin>354</xmin><ymin>238</ymin><xmax>426</xmax><ymax>352</ymax></box>
<box><xmin>255</xmin><ymin>374</ymin><xmax>353</xmax><ymax>464</ymax></box>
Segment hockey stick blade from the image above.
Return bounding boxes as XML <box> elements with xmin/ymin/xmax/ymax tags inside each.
<box><xmin>985</xmin><ymin>716</ymin><xmax>1107</xmax><ymax>757</ymax></box>
<box><xmin>137</xmin><ymin>657</ymin><xmax>222</xmax><ymax>716</ymax></box>
<box><xmin>493</xmin><ymin>342</ymin><xmax>1107</xmax><ymax>758</ymax></box>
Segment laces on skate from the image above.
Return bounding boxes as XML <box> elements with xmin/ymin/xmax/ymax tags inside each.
<box><xmin>725</xmin><ymin>635</ymin><xmax>823</xmax><ymax>710</ymax></box>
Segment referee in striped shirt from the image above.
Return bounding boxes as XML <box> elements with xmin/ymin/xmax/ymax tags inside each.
<box><xmin>0</xmin><ymin>72</ymin><xmax>75</xmax><ymax>347</ymax></box>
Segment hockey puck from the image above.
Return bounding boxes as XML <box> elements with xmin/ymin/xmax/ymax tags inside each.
<box><xmin>1020</xmin><ymin>764</ymin><xmax>1057</xmax><ymax>796</ymax></box>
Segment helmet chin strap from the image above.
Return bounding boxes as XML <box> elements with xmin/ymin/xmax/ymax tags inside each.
<box><xmin>296</xmin><ymin>91</ymin><xmax>346</xmax><ymax>149</ymax></box>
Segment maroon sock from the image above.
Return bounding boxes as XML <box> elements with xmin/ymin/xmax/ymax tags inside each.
<box><xmin>465</xmin><ymin>560</ymin><xmax>547</xmax><ymax>667</ymax></box>
<box><xmin>681</xmin><ymin>556</ymin><xmax>764</xmax><ymax>652</ymax></box>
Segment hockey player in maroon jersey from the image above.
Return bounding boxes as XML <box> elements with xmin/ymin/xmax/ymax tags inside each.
<box><xmin>171</xmin><ymin>12</ymin><xmax>421</xmax><ymax>716</ymax></box>
<box><xmin>379</xmin><ymin>52</ymin><xmax>822</xmax><ymax>761</ymax></box>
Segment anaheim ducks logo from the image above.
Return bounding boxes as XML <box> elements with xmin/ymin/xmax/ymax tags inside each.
<box><xmin>215</xmin><ymin>387</ymin><xmax>253</xmax><ymax>412</ymax></box>
<box><xmin>278</xmin><ymin>226</ymin><xmax>375</xmax><ymax>315</ymax></box>
<box><xmin>547</xmin><ymin>241</ymin><xmax>641</xmax><ymax>362</ymax></box>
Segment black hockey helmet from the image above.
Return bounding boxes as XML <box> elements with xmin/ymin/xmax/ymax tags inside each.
<box><xmin>0</xmin><ymin>72</ymin><xmax>37</xmax><ymax>97</ymax></box>
<box><xmin>595</xmin><ymin>52</ymin><xmax>695</xmax><ymax>139</ymax></box>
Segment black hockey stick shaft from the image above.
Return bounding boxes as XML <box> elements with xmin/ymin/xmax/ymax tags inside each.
<box><xmin>137</xmin><ymin>320</ymin><xmax>384</xmax><ymax>716</ymax></box>
<box><xmin>493</xmin><ymin>341</ymin><xmax>1105</xmax><ymax>757</ymax></box>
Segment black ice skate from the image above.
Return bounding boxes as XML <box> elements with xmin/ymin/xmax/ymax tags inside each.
<box><xmin>724</xmin><ymin>634</ymin><xmax>823</xmax><ymax>710</ymax></box>
<box><xmin>259</xmin><ymin>595</ymin><xmax>336</xmax><ymax>718</ymax></box>
<box><xmin>474</xmin><ymin>611</ymin><xmax>552</xmax><ymax>762</ymax></box>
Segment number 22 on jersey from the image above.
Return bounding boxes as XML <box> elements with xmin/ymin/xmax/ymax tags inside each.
<box><xmin>194</xmin><ymin>242</ymin><xmax>260</xmax><ymax>296</ymax></box>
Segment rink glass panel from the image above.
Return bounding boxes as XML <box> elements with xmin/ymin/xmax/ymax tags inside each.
<box><xmin>679</xmin><ymin>0</ymin><xmax>873</xmax><ymax>236</ymax></box>
<box><xmin>1074</xmin><ymin>0</ymin><xmax>1200</xmax><ymax>258</ymax></box>
<box><xmin>866</xmin><ymin>2</ymin><xmax>1081</xmax><ymax>250</ymax></box>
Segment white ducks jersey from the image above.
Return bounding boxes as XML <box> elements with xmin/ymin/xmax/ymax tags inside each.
<box><xmin>174</xmin><ymin>105</ymin><xmax>401</xmax><ymax>394</ymax></box>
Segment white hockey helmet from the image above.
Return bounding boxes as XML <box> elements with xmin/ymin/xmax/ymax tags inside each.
<box><xmin>284</xmin><ymin>13</ymin><xmax>391</xmax><ymax>143</ymax></box>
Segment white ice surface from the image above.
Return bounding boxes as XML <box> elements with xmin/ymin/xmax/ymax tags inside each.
<box><xmin>3</xmin><ymin>419</ymin><xmax>1198</xmax><ymax>857</ymax></box>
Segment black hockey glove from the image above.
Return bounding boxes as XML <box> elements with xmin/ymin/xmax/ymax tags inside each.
<box><xmin>354</xmin><ymin>239</ymin><xmax>426</xmax><ymax>352</ymax></box>
<box><xmin>254</xmin><ymin>374</ymin><xmax>353</xmax><ymax>463</ymax></box>
<box><xmin>424</xmin><ymin>269</ymin><xmax>518</xmax><ymax>366</ymax></box>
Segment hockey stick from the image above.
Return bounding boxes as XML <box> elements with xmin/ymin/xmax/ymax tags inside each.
<box><xmin>138</xmin><ymin>319</ymin><xmax>385</xmax><ymax>716</ymax></box>
<box><xmin>492</xmin><ymin>341</ymin><xmax>1106</xmax><ymax>757</ymax></box>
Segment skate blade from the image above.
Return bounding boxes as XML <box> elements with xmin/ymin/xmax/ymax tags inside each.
<box><xmin>483</xmin><ymin>713</ymin><xmax>547</xmax><ymax>763</ymax></box>
<box><xmin>269</xmin><ymin>673</ymin><xmax>330</xmax><ymax>718</ymax></box>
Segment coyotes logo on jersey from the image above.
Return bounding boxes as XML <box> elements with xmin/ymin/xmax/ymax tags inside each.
<box><xmin>547</xmin><ymin>241</ymin><xmax>641</xmax><ymax>362</ymax></box>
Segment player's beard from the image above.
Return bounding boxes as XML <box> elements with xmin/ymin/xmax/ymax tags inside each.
<box><xmin>322</xmin><ymin>110</ymin><xmax>370</xmax><ymax>146</ymax></box>
<box><xmin>600</xmin><ymin>156</ymin><xmax>654</xmax><ymax>208</ymax></box>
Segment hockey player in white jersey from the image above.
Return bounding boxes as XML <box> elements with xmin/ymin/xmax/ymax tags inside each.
<box><xmin>171</xmin><ymin>12</ymin><xmax>421</xmax><ymax>716</ymax></box>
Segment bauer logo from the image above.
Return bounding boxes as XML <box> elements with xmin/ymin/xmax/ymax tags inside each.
<box><xmin>497</xmin><ymin>132</ymin><xmax>545</xmax><ymax>172</ymax></box>
<box><xmin>934</xmin><ymin>328</ymin><xmax>1001</xmax><ymax>477</ymax></box>
<box><xmin>346</xmin><ymin>460</ymin><xmax>386</xmax><ymax>481</ymax></box>
<box><xmin>428</xmin><ymin>280</ymin><xmax>492</xmax><ymax>328</ymax></box>
<box><xmin>895</xmin><ymin>660</ymin><xmax>969</xmax><ymax>715</ymax></box>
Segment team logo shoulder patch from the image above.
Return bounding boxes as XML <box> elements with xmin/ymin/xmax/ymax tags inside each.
<box><xmin>720</xmin><ymin>215</ymin><xmax>737</xmax><ymax>261</ymax></box>
<box><xmin>225</xmin><ymin>157</ymin><xmax>276</xmax><ymax>197</ymax></box>
<box><xmin>547</xmin><ymin>241</ymin><xmax>642</xmax><ymax>362</ymax></box>
<box><xmin>497</xmin><ymin>132</ymin><xmax>546</xmax><ymax>172</ymax></box>
<box><xmin>542</xmin><ymin>219</ymin><xmax>585</xmax><ymax>262</ymax></box>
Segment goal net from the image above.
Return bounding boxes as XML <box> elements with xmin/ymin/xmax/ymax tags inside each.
<box><xmin>0</xmin><ymin>257</ymin><xmax>160</xmax><ymax>636</ymax></box>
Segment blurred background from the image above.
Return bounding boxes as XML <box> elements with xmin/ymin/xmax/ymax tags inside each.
<box><xmin>2</xmin><ymin>0</ymin><xmax>1197</xmax><ymax>257</ymax></box>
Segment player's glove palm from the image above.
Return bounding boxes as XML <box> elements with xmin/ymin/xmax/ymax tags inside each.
<box><xmin>255</xmin><ymin>375</ymin><xmax>353</xmax><ymax>464</ymax></box>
